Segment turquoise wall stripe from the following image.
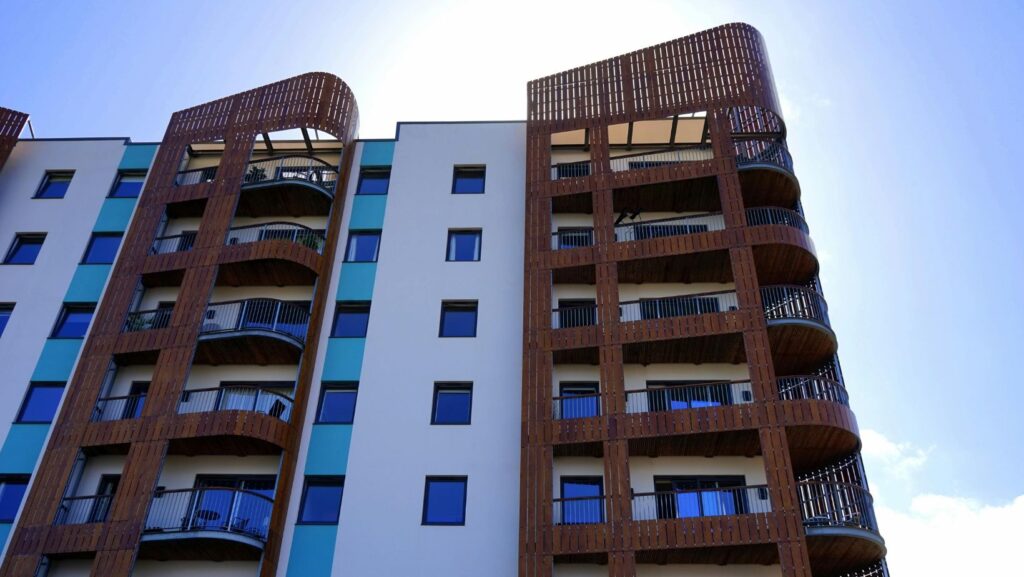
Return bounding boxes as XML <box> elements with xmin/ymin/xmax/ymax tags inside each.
<box><xmin>64</xmin><ymin>265</ymin><xmax>112</xmax><ymax>302</ymax></box>
<box><xmin>30</xmin><ymin>339</ymin><xmax>83</xmax><ymax>382</ymax></box>
<box><xmin>321</xmin><ymin>339</ymin><xmax>365</xmax><ymax>381</ymax></box>
<box><xmin>0</xmin><ymin>523</ymin><xmax>11</xmax><ymax>550</ymax></box>
<box><xmin>93</xmin><ymin>198</ymin><xmax>137</xmax><ymax>232</ymax></box>
<box><xmin>304</xmin><ymin>425</ymin><xmax>352</xmax><ymax>476</ymax></box>
<box><xmin>336</xmin><ymin>263</ymin><xmax>377</xmax><ymax>301</ymax></box>
<box><xmin>359</xmin><ymin>141</ymin><xmax>395</xmax><ymax>166</ymax></box>
<box><xmin>286</xmin><ymin>524</ymin><xmax>339</xmax><ymax>577</ymax></box>
<box><xmin>0</xmin><ymin>425</ymin><xmax>50</xmax><ymax>474</ymax></box>
<box><xmin>349</xmin><ymin>196</ymin><xmax>388</xmax><ymax>230</ymax></box>
<box><xmin>118</xmin><ymin>144</ymin><xmax>159</xmax><ymax>171</ymax></box>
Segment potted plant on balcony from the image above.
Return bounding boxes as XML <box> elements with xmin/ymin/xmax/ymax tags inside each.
<box><xmin>244</xmin><ymin>165</ymin><xmax>266</xmax><ymax>184</ymax></box>
<box><xmin>299</xmin><ymin>233</ymin><xmax>323</xmax><ymax>252</ymax></box>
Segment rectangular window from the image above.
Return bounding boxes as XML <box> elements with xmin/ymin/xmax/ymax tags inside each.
<box><xmin>558</xmin><ymin>382</ymin><xmax>600</xmax><ymax>419</ymax></box>
<box><xmin>298</xmin><ymin>476</ymin><xmax>344</xmax><ymax>524</ymax></box>
<box><xmin>356</xmin><ymin>167</ymin><xmax>391</xmax><ymax>195</ymax></box>
<box><xmin>317</xmin><ymin>383</ymin><xmax>358</xmax><ymax>424</ymax></box>
<box><xmin>0</xmin><ymin>304</ymin><xmax>12</xmax><ymax>337</ymax></box>
<box><xmin>452</xmin><ymin>166</ymin><xmax>485</xmax><ymax>194</ymax></box>
<box><xmin>4</xmin><ymin>234</ymin><xmax>45</xmax><ymax>265</ymax></box>
<box><xmin>81</xmin><ymin>233</ymin><xmax>123</xmax><ymax>264</ymax></box>
<box><xmin>439</xmin><ymin>301</ymin><xmax>477</xmax><ymax>337</ymax></box>
<box><xmin>422</xmin><ymin>476</ymin><xmax>467</xmax><ymax>525</ymax></box>
<box><xmin>52</xmin><ymin>304</ymin><xmax>95</xmax><ymax>338</ymax></box>
<box><xmin>431</xmin><ymin>383</ymin><xmax>472</xmax><ymax>425</ymax></box>
<box><xmin>34</xmin><ymin>171</ymin><xmax>73</xmax><ymax>199</ymax></box>
<box><xmin>331</xmin><ymin>302</ymin><xmax>370</xmax><ymax>338</ymax></box>
<box><xmin>344</xmin><ymin>231</ymin><xmax>381</xmax><ymax>262</ymax></box>
<box><xmin>0</xmin><ymin>476</ymin><xmax>30</xmax><ymax>522</ymax></box>
<box><xmin>109</xmin><ymin>171</ymin><xmax>146</xmax><ymax>198</ymax></box>
<box><xmin>559</xmin><ymin>476</ymin><xmax>604</xmax><ymax>524</ymax></box>
<box><xmin>16</xmin><ymin>382</ymin><xmax>65</xmax><ymax>423</ymax></box>
<box><xmin>446</xmin><ymin>230</ymin><xmax>481</xmax><ymax>262</ymax></box>
<box><xmin>652</xmin><ymin>475</ymin><xmax>748</xmax><ymax>519</ymax></box>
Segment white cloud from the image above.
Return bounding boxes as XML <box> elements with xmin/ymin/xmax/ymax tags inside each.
<box><xmin>861</xmin><ymin>428</ymin><xmax>931</xmax><ymax>481</ymax></box>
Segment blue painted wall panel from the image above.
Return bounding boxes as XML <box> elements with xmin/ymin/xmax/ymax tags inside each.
<box><xmin>31</xmin><ymin>339</ymin><xmax>83</xmax><ymax>382</ymax></box>
<box><xmin>321</xmin><ymin>338</ymin><xmax>365</xmax><ymax>381</ymax></box>
<box><xmin>286</xmin><ymin>524</ymin><xmax>339</xmax><ymax>577</ymax></box>
<box><xmin>349</xmin><ymin>196</ymin><xmax>388</xmax><ymax>230</ymax></box>
<box><xmin>93</xmin><ymin>198</ymin><xmax>137</xmax><ymax>232</ymax></box>
<box><xmin>336</xmin><ymin>263</ymin><xmax>376</xmax><ymax>301</ymax></box>
<box><xmin>64</xmin><ymin>265</ymin><xmax>112</xmax><ymax>302</ymax></box>
<box><xmin>118</xmin><ymin>144</ymin><xmax>159</xmax><ymax>171</ymax></box>
<box><xmin>0</xmin><ymin>523</ymin><xmax>11</xmax><ymax>550</ymax></box>
<box><xmin>359</xmin><ymin>141</ymin><xmax>395</xmax><ymax>166</ymax></box>
<box><xmin>304</xmin><ymin>425</ymin><xmax>352</xmax><ymax>476</ymax></box>
<box><xmin>0</xmin><ymin>425</ymin><xmax>50</xmax><ymax>474</ymax></box>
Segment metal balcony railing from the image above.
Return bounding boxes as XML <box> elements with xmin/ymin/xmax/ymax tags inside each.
<box><xmin>200</xmin><ymin>298</ymin><xmax>309</xmax><ymax>345</ymax></box>
<box><xmin>242</xmin><ymin>155</ymin><xmax>338</xmax><ymax>195</ymax></box>
<box><xmin>144</xmin><ymin>487</ymin><xmax>273</xmax><ymax>543</ymax></box>
<box><xmin>92</xmin><ymin>393</ymin><xmax>147</xmax><ymax>422</ymax></box>
<box><xmin>734</xmin><ymin>138</ymin><xmax>794</xmax><ymax>173</ymax></box>
<box><xmin>553</xmin><ymin>495</ymin><xmax>606</xmax><ymax>525</ymax></box>
<box><xmin>550</xmin><ymin>228</ymin><xmax>595</xmax><ymax>250</ymax></box>
<box><xmin>613</xmin><ymin>213</ymin><xmax>726</xmax><ymax>242</ymax></box>
<box><xmin>54</xmin><ymin>494</ymin><xmax>114</xmax><ymax>525</ymax></box>
<box><xmin>123</xmin><ymin>308</ymin><xmax>173</xmax><ymax>332</ymax></box>
<box><xmin>177</xmin><ymin>386</ymin><xmax>293</xmax><ymax>423</ymax></box>
<box><xmin>549</xmin><ymin>160</ymin><xmax>592</xmax><ymax>180</ymax></box>
<box><xmin>150</xmin><ymin>232</ymin><xmax>197</xmax><ymax>255</ymax></box>
<box><xmin>608</xmin><ymin>144</ymin><xmax>714</xmax><ymax>173</ymax></box>
<box><xmin>552</xmin><ymin>392</ymin><xmax>602</xmax><ymax>420</ymax></box>
<box><xmin>839</xmin><ymin>561</ymin><xmax>890</xmax><ymax>577</ymax></box>
<box><xmin>174</xmin><ymin>166</ymin><xmax>218</xmax><ymax>187</ymax></box>
<box><xmin>632</xmin><ymin>485</ymin><xmax>773</xmax><ymax>521</ymax></box>
<box><xmin>225</xmin><ymin>222</ymin><xmax>326</xmax><ymax>254</ymax></box>
<box><xmin>551</xmin><ymin>304</ymin><xmax>599</xmax><ymax>329</ymax></box>
<box><xmin>798</xmin><ymin>481</ymin><xmax>879</xmax><ymax>532</ymax></box>
<box><xmin>761</xmin><ymin>285</ymin><xmax>830</xmax><ymax>328</ymax></box>
<box><xmin>745</xmin><ymin>206</ymin><xmax>809</xmax><ymax>233</ymax></box>
<box><xmin>619</xmin><ymin>290</ymin><xmax>738</xmax><ymax>323</ymax></box>
<box><xmin>625</xmin><ymin>380</ymin><xmax>754</xmax><ymax>414</ymax></box>
<box><xmin>777</xmin><ymin>375</ymin><xmax>849</xmax><ymax>405</ymax></box>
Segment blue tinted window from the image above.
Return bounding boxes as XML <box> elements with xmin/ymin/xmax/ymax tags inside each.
<box><xmin>17</xmin><ymin>383</ymin><xmax>64</xmax><ymax>423</ymax></box>
<box><xmin>345</xmin><ymin>232</ymin><xmax>380</xmax><ymax>262</ymax></box>
<box><xmin>446</xmin><ymin>231</ymin><xmax>481</xmax><ymax>262</ymax></box>
<box><xmin>110</xmin><ymin>172</ymin><xmax>145</xmax><ymax>198</ymax></box>
<box><xmin>331</xmin><ymin>303</ymin><xmax>370</xmax><ymax>338</ymax></box>
<box><xmin>298</xmin><ymin>477</ymin><xmax>344</xmax><ymax>524</ymax></box>
<box><xmin>452</xmin><ymin>167</ymin><xmax>485</xmax><ymax>194</ymax></box>
<box><xmin>53</xmin><ymin>305</ymin><xmax>94</xmax><ymax>338</ymax></box>
<box><xmin>560</xmin><ymin>477</ymin><xmax>604</xmax><ymax>524</ymax></box>
<box><xmin>0</xmin><ymin>305</ymin><xmax>11</xmax><ymax>336</ymax></box>
<box><xmin>318</xmin><ymin>385</ymin><xmax>357</xmax><ymax>423</ymax></box>
<box><xmin>440</xmin><ymin>302</ymin><xmax>477</xmax><ymax>337</ymax></box>
<box><xmin>0</xmin><ymin>477</ymin><xmax>29</xmax><ymax>522</ymax></box>
<box><xmin>35</xmin><ymin>172</ymin><xmax>73</xmax><ymax>199</ymax></box>
<box><xmin>432</xmin><ymin>384</ymin><xmax>472</xmax><ymax>425</ymax></box>
<box><xmin>423</xmin><ymin>477</ymin><xmax>467</xmax><ymax>525</ymax></box>
<box><xmin>356</xmin><ymin>168</ymin><xmax>390</xmax><ymax>195</ymax></box>
<box><xmin>4</xmin><ymin>234</ymin><xmax>45</xmax><ymax>264</ymax></box>
<box><xmin>559</xmin><ymin>383</ymin><xmax>600</xmax><ymax>419</ymax></box>
<box><xmin>82</xmin><ymin>234</ymin><xmax>122</xmax><ymax>264</ymax></box>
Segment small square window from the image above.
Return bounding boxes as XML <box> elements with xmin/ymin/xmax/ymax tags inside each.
<box><xmin>109</xmin><ymin>171</ymin><xmax>146</xmax><ymax>198</ymax></box>
<box><xmin>0</xmin><ymin>304</ymin><xmax>12</xmax><ymax>337</ymax></box>
<box><xmin>452</xmin><ymin>166</ymin><xmax>485</xmax><ymax>194</ymax></box>
<box><xmin>16</xmin><ymin>382</ymin><xmax>65</xmax><ymax>423</ymax></box>
<box><xmin>446</xmin><ymin>230</ymin><xmax>481</xmax><ymax>262</ymax></box>
<box><xmin>331</xmin><ymin>302</ymin><xmax>370</xmax><ymax>338</ymax></box>
<box><xmin>423</xmin><ymin>477</ymin><xmax>467</xmax><ymax>525</ymax></box>
<box><xmin>298</xmin><ymin>476</ymin><xmax>344</xmax><ymax>524</ymax></box>
<box><xmin>439</xmin><ymin>301</ymin><xmax>477</xmax><ymax>338</ymax></box>
<box><xmin>35</xmin><ymin>172</ymin><xmax>73</xmax><ymax>199</ymax></box>
<box><xmin>356</xmin><ymin>167</ymin><xmax>391</xmax><ymax>195</ymax></box>
<box><xmin>431</xmin><ymin>383</ymin><xmax>472</xmax><ymax>425</ymax></box>
<box><xmin>52</xmin><ymin>304</ymin><xmax>94</xmax><ymax>338</ymax></box>
<box><xmin>317</xmin><ymin>383</ymin><xmax>358</xmax><ymax>424</ymax></box>
<box><xmin>81</xmin><ymin>233</ymin><xmax>123</xmax><ymax>264</ymax></box>
<box><xmin>4</xmin><ymin>234</ymin><xmax>45</xmax><ymax>265</ymax></box>
<box><xmin>0</xmin><ymin>476</ymin><xmax>30</xmax><ymax>522</ymax></box>
<box><xmin>345</xmin><ymin>231</ymin><xmax>381</xmax><ymax>262</ymax></box>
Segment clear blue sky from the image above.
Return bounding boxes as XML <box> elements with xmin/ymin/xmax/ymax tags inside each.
<box><xmin>2</xmin><ymin>1</ymin><xmax>1022</xmax><ymax>572</ymax></box>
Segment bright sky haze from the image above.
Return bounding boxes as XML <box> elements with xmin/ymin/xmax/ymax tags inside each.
<box><xmin>2</xmin><ymin>1</ymin><xmax>1022</xmax><ymax>574</ymax></box>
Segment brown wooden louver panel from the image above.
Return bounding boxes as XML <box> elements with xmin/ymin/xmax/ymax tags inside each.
<box><xmin>0</xmin><ymin>106</ymin><xmax>28</xmax><ymax>171</ymax></box>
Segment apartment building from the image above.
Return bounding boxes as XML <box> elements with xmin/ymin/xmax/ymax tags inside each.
<box><xmin>0</xmin><ymin>23</ymin><xmax>887</xmax><ymax>577</ymax></box>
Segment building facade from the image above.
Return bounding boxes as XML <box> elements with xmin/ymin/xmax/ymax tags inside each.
<box><xmin>0</xmin><ymin>24</ymin><xmax>886</xmax><ymax>577</ymax></box>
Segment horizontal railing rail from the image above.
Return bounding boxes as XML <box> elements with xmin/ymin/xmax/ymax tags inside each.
<box><xmin>734</xmin><ymin>138</ymin><xmax>794</xmax><ymax>173</ymax></box>
<box><xmin>632</xmin><ymin>485</ymin><xmax>772</xmax><ymax>521</ymax></box>
<box><xmin>761</xmin><ymin>285</ymin><xmax>830</xmax><ymax>327</ymax></box>
<box><xmin>243</xmin><ymin>155</ymin><xmax>339</xmax><ymax>195</ymax></box>
<box><xmin>609</xmin><ymin>144</ymin><xmax>714</xmax><ymax>172</ymax></box>
<box><xmin>798</xmin><ymin>480</ymin><xmax>878</xmax><ymax>533</ymax></box>
<box><xmin>620</xmin><ymin>290</ymin><xmax>738</xmax><ymax>323</ymax></box>
<box><xmin>552</xmin><ymin>495</ymin><xmax>606</xmax><ymax>525</ymax></box>
<box><xmin>144</xmin><ymin>487</ymin><xmax>273</xmax><ymax>542</ymax></box>
<box><xmin>150</xmin><ymin>232</ymin><xmax>196</xmax><ymax>255</ymax></box>
<box><xmin>200</xmin><ymin>298</ymin><xmax>309</xmax><ymax>344</ymax></box>
<box><xmin>54</xmin><ymin>494</ymin><xmax>114</xmax><ymax>525</ymax></box>
<box><xmin>551</xmin><ymin>392</ymin><xmax>602</xmax><ymax>420</ymax></box>
<box><xmin>174</xmin><ymin>166</ymin><xmax>218</xmax><ymax>187</ymax></box>
<box><xmin>745</xmin><ymin>206</ymin><xmax>809</xmax><ymax>233</ymax></box>
<box><xmin>550</xmin><ymin>159</ymin><xmax>593</xmax><ymax>180</ymax></box>
<box><xmin>551</xmin><ymin>228</ymin><xmax>595</xmax><ymax>250</ymax></box>
<box><xmin>225</xmin><ymin>222</ymin><xmax>326</xmax><ymax>254</ymax></box>
<box><xmin>92</xmin><ymin>393</ymin><xmax>147</xmax><ymax>422</ymax></box>
<box><xmin>178</xmin><ymin>386</ymin><xmax>293</xmax><ymax>423</ymax></box>
<box><xmin>614</xmin><ymin>212</ymin><xmax>725</xmax><ymax>242</ymax></box>
<box><xmin>551</xmin><ymin>304</ymin><xmax>599</xmax><ymax>329</ymax></box>
<box><xmin>777</xmin><ymin>375</ymin><xmax>849</xmax><ymax>405</ymax></box>
<box><xmin>625</xmin><ymin>380</ymin><xmax>753</xmax><ymax>414</ymax></box>
<box><xmin>123</xmin><ymin>308</ymin><xmax>173</xmax><ymax>332</ymax></box>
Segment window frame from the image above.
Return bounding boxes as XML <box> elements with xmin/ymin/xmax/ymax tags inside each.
<box><xmin>445</xmin><ymin>229</ymin><xmax>482</xmax><ymax>262</ymax></box>
<box><xmin>316</xmin><ymin>382</ymin><xmax>358</xmax><ymax>424</ymax></box>
<box><xmin>297</xmin><ymin>476</ymin><xmax>345</xmax><ymax>525</ymax></box>
<box><xmin>80</xmin><ymin>233</ymin><xmax>123</xmax><ymax>265</ymax></box>
<box><xmin>3</xmin><ymin>233</ymin><xmax>46</xmax><ymax>265</ymax></box>
<box><xmin>50</xmin><ymin>303</ymin><xmax>95</xmax><ymax>339</ymax></box>
<box><xmin>451</xmin><ymin>166</ymin><xmax>486</xmax><ymax>195</ymax></box>
<box><xmin>0</xmin><ymin>303</ymin><xmax>12</xmax><ymax>337</ymax></box>
<box><xmin>108</xmin><ymin>170</ymin><xmax>147</xmax><ymax>199</ymax></box>
<box><xmin>0</xmin><ymin>475</ymin><xmax>30</xmax><ymax>523</ymax></box>
<box><xmin>355</xmin><ymin>167</ymin><xmax>391</xmax><ymax>196</ymax></box>
<box><xmin>422</xmin><ymin>476</ymin><xmax>468</xmax><ymax>526</ymax></box>
<box><xmin>33</xmin><ymin>171</ymin><xmax>74</xmax><ymax>199</ymax></box>
<box><xmin>330</xmin><ymin>302</ymin><xmax>371</xmax><ymax>338</ymax></box>
<box><xmin>439</xmin><ymin>301</ymin><xmax>478</xmax><ymax>338</ymax></box>
<box><xmin>344</xmin><ymin>230</ymin><xmax>382</xmax><ymax>263</ymax></box>
<box><xmin>15</xmin><ymin>382</ymin><xmax>65</xmax><ymax>424</ymax></box>
<box><xmin>430</xmin><ymin>382</ymin><xmax>473</xmax><ymax>425</ymax></box>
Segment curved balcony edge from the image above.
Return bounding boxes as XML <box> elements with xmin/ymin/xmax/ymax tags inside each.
<box><xmin>198</xmin><ymin>298</ymin><xmax>310</xmax><ymax>350</ymax></box>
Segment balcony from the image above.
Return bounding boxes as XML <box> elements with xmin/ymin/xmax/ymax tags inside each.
<box><xmin>225</xmin><ymin>222</ymin><xmax>325</xmax><ymax>253</ymax></box>
<box><xmin>92</xmin><ymin>393</ymin><xmax>146</xmax><ymax>422</ymax></box>
<box><xmin>735</xmin><ymin>138</ymin><xmax>800</xmax><ymax>208</ymax></box>
<box><xmin>631</xmin><ymin>484</ymin><xmax>772</xmax><ymax>522</ymax></box>
<box><xmin>178</xmin><ymin>386</ymin><xmax>293</xmax><ymax>423</ymax></box>
<box><xmin>123</xmin><ymin>308</ymin><xmax>172</xmax><ymax>332</ymax></box>
<box><xmin>194</xmin><ymin>298</ymin><xmax>309</xmax><ymax>365</ymax></box>
<box><xmin>619</xmin><ymin>290</ymin><xmax>738</xmax><ymax>323</ymax></box>
<box><xmin>609</xmin><ymin>144</ymin><xmax>714</xmax><ymax>173</ymax></box>
<box><xmin>54</xmin><ymin>494</ymin><xmax>113</xmax><ymax>525</ymax></box>
<box><xmin>761</xmin><ymin>284</ymin><xmax>836</xmax><ymax>374</ymax></box>
<box><xmin>237</xmin><ymin>155</ymin><xmax>339</xmax><ymax>217</ymax></box>
<box><xmin>151</xmin><ymin>231</ymin><xmax>197</xmax><ymax>255</ymax></box>
<box><xmin>139</xmin><ymin>487</ymin><xmax>272</xmax><ymax>561</ymax></box>
<box><xmin>218</xmin><ymin>222</ymin><xmax>326</xmax><ymax>286</ymax></box>
<box><xmin>174</xmin><ymin>166</ymin><xmax>217</xmax><ymax>187</ymax></box>
<box><xmin>613</xmin><ymin>212</ymin><xmax>725</xmax><ymax>243</ymax></box>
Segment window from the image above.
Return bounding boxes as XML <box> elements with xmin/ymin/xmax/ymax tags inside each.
<box><xmin>331</xmin><ymin>302</ymin><xmax>370</xmax><ymax>338</ymax></box>
<box><xmin>0</xmin><ymin>476</ymin><xmax>29</xmax><ymax>522</ymax></box>
<box><xmin>317</xmin><ymin>383</ymin><xmax>358</xmax><ymax>424</ymax></box>
<box><xmin>16</xmin><ymin>383</ymin><xmax>65</xmax><ymax>423</ymax></box>
<box><xmin>81</xmin><ymin>233</ymin><xmax>123</xmax><ymax>264</ymax></box>
<box><xmin>452</xmin><ymin>166</ymin><xmax>485</xmax><ymax>194</ymax></box>
<box><xmin>298</xmin><ymin>477</ymin><xmax>344</xmax><ymax>524</ymax></box>
<box><xmin>344</xmin><ymin>231</ymin><xmax>381</xmax><ymax>262</ymax></box>
<box><xmin>652</xmin><ymin>475</ymin><xmax>751</xmax><ymax>519</ymax></box>
<box><xmin>558</xmin><ymin>382</ymin><xmax>600</xmax><ymax>419</ymax></box>
<box><xmin>52</xmin><ymin>304</ymin><xmax>94</xmax><ymax>338</ymax></box>
<box><xmin>556</xmin><ymin>299</ymin><xmax>597</xmax><ymax>328</ymax></box>
<box><xmin>109</xmin><ymin>171</ymin><xmax>146</xmax><ymax>198</ymax></box>
<box><xmin>0</xmin><ymin>304</ymin><xmax>12</xmax><ymax>337</ymax></box>
<box><xmin>452</xmin><ymin>166</ymin><xmax>487</xmax><ymax>195</ymax></box>
<box><xmin>4</xmin><ymin>234</ymin><xmax>45</xmax><ymax>265</ymax></box>
<box><xmin>446</xmin><ymin>230</ymin><xmax>481</xmax><ymax>262</ymax></box>
<box><xmin>356</xmin><ymin>167</ymin><xmax>391</xmax><ymax>195</ymax></box>
<box><xmin>422</xmin><ymin>477</ymin><xmax>467</xmax><ymax>525</ymax></box>
<box><xmin>439</xmin><ymin>301</ymin><xmax>477</xmax><ymax>338</ymax></box>
<box><xmin>35</xmin><ymin>172</ymin><xmax>73</xmax><ymax>199</ymax></box>
<box><xmin>559</xmin><ymin>477</ymin><xmax>604</xmax><ymax>524</ymax></box>
<box><xmin>431</xmin><ymin>383</ymin><xmax>472</xmax><ymax>425</ymax></box>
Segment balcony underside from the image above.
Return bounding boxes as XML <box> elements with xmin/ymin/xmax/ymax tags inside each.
<box><xmin>751</xmin><ymin>242</ymin><xmax>818</xmax><ymax>285</ymax></box>
<box><xmin>236</xmin><ymin>182</ymin><xmax>333</xmax><ymax>217</ymax></box>
<box><xmin>141</xmin><ymin>266</ymin><xmax>186</xmax><ymax>288</ymax></box>
<box><xmin>194</xmin><ymin>333</ymin><xmax>303</xmax><ymax>365</ymax></box>
<box><xmin>168</xmin><ymin>433</ymin><xmax>284</xmax><ymax>456</ymax></box>
<box><xmin>634</xmin><ymin>542</ymin><xmax>779</xmax><ymax>565</ymax></box>
<box><xmin>806</xmin><ymin>528</ymin><xmax>886</xmax><ymax>576</ymax></box>
<box><xmin>612</xmin><ymin>176</ymin><xmax>720</xmax><ymax>213</ymax></box>
<box><xmin>767</xmin><ymin>322</ymin><xmax>838</xmax><ymax>375</ymax></box>
<box><xmin>217</xmin><ymin>257</ymin><xmax>318</xmax><ymax>286</ymax></box>
<box><xmin>789</xmin><ymin>424</ymin><xmax>861</xmax><ymax>473</ymax></box>
<box><xmin>616</xmin><ymin>250</ymin><xmax>733</xmax><ymax>284</ymax></box>
<box><xmin>138</xmin><ymin>533</ymin><xmax>263</xmax><ymax>562</ymax></box>
<box><xmin>621</xmin><ymin>333</ymin><xmax>746</xmax><ymax>365</ymax></box>
<box><xmin>738</xmin><ymin>166</ymin><xmax>800</xmax><ymax>208</ymax></box>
